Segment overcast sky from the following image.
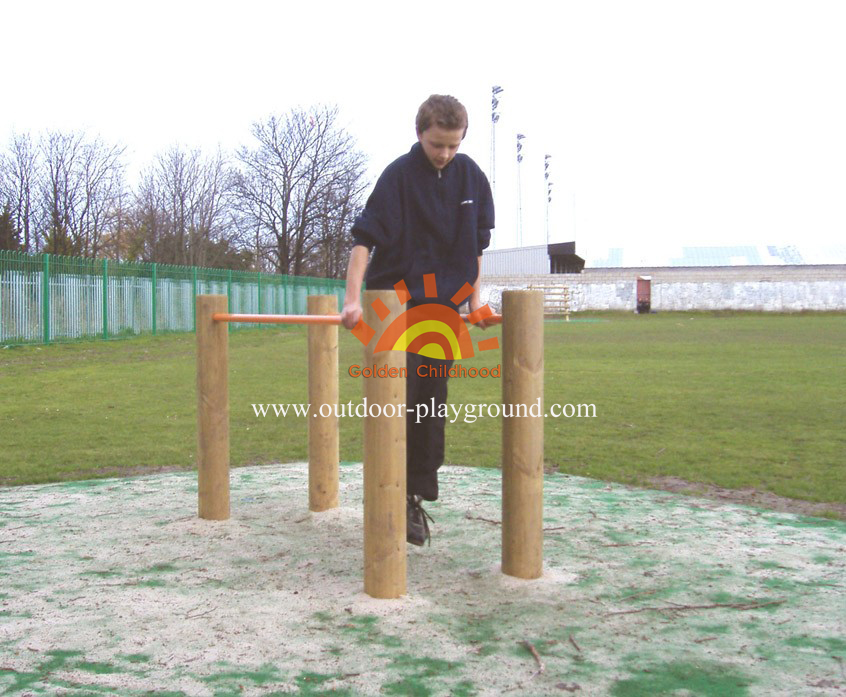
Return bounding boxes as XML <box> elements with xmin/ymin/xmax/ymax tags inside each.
<box><xmin>3</xmin><ymin>0</ymin><xmax>845</xmax><ymax>262</ymax></box>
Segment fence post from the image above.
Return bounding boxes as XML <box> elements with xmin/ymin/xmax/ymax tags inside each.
<box><xmin>284</xmin><ymin>274</ymin><xmax>291</xmax><ymax>314</ymax></box>
<box><xmin>308</xmin><ymin>295</ymin><xmax>339</xmax><ymax>511</ymax></box>
<box><xmin>42</xmin><ymin>253</ymin><xmax>50</xmax><ymax>345</ymax></box>
<box><xmin>501</xmin><ymin>290</ymin><xmax>544</xmax><ymax>580</ymax></box>
<box><xmin>196</xmin><ymin>294</ymin><xmax>230</xmax><ymax>520</ymax></box>
<box><xmin>151</xmin><ymin>262</ymin><xmax>157</xmax><ymax>335</ymax></box>
<box><xmin>102</xmin><ymin>259</ymin><xmax>109</xmax><ymax>340</ymax></box>
<box><xmin>257</xmin><ymin>271</ymin><xmax>262</xmax><ymax>328</ymax></box>
<box><xmin>0</xmin><ymin>252</ymin><xmax>3</xmax><ymax>341</ymax></box>
<box><xmin>192</xmin><ymin>266</ymin><xmax>198</xmax><ymax>332</ymax></box>
<box><xmin>227</xmin><ymin>269</ymin><xmax>233</xmax><ymax>334</ymax></box>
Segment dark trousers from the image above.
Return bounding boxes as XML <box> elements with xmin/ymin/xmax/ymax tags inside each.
<box><xmin>406</xmin><ymin>352</ymin><xmax>453</xmax><ymax>501</ymax></box>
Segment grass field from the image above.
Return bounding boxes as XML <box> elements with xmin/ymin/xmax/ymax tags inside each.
<box><xmin>1</xmin><ymin>312</ymin><xmax>844</xmax><ymax>514</ymax></box>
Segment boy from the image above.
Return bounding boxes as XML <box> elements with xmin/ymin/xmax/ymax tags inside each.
<box><xmin>341</xmin><ymin>94</ymin><xmax>494</xmax><ymax>545</ymax></box>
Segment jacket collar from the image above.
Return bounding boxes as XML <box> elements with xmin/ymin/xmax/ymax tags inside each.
<box><xmin>410</xmin><ymin>141</ymin><xmax>455</xmax><ymax>176</ymax></box>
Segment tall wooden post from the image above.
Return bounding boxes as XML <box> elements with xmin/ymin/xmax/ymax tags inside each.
<box><xmin>308</xmin><ymin>295</ymin><xmax>339</xmax><ymax>511</ymax></box>
<box><xmin>362</xmin><ymin>289</ymin><xmax>407</xmax><ymax>598</ymax></box>
<box><xmin>502</xmin><ymin>290</ymin><xmax>544</xmax><ymax>579</ymax></box>
<box><xmin>196</xmin><ymin>295</ymin><xmax>230</xmax><ymax>520</ymax></box>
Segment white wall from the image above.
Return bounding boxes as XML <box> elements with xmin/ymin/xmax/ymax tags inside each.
<box><xmin>481</xmin><ymin>266</ymin><xmax>846</xmax><ymax>312</ymax></box>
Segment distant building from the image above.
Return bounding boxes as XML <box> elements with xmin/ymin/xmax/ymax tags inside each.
<box><xmin>479</xmin><ymin>241</ymin><xmax>846</xmax><ymax>312</ymax></box>
<box><xmin>482</xmin><ymin>242</ymin><xmax>846</xmax><ymax>273</ymax></box>
<box><xmin>585</xmin><ymin>243</ymin><xmax>846</xmax><ymax>268</ymax></box>
<box><xmin>481</xmin><ymin>242</ymin><xmax>584</xmax><ymax>276</ymax></box>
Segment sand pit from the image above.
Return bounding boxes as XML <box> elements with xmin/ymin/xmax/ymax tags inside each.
<box><xmin>1</xmin><ymin>463</ymin><xmax>845</xmax><ymax>695</ymax></box>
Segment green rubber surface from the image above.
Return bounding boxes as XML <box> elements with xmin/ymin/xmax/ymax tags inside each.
<box><xmin>1</xmin><ymin>463</ymin><xmax>844</xmax><ymax>695</ymax></box>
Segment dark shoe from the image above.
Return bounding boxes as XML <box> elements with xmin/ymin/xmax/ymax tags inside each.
<box><xmin>407</xmin><ymin>495</ymin><xmax>434</xmax><ymax>546</ymax></box>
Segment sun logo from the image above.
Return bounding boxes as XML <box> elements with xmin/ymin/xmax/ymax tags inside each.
<box><xmin>351</xmin><ymin>274</ymin><xmax>499</xmax><ymax>360</ymax></box>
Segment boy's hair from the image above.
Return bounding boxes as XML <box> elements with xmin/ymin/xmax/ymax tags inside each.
<box><xmin>416</xmin><ymin>95</ymin><xmax>468</xmax><ymax>138</ymax></box>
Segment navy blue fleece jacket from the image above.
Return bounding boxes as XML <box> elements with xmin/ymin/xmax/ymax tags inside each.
<box><xmin>351</xmin><ymin>142</ymin><xmax>494</xmax><ymax>305</ymax></box>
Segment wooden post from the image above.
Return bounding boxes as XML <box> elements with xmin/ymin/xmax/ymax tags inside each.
<box><xmin>362</xmin><ymin>289</ymin><xmax>407</xmax><ymax>598</ymax></box>
<box><xmin>308</xmin><ymin>295</ymin><xmax>339</xmax><ymax>511</ymax></box>
<box><xmin>501</xmin><ymin>290</ymin><xmax>544</xmax><ymax>579</ymax></box>
<box><xmin>196</xmin><ymin>294</ymin><xmax>230</xmax><ymax>520</ymax></box>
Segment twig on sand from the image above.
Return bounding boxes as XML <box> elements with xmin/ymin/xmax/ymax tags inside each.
<box><xmin>618</xmin><ymin>589</ymin><xmax>660</xmax><ymax>602</ymax></box>
<box><xmin>568</xmin><ymin>635</ymin><xmax>582</xmax><ymax>653</ymax></box>
<box><xmin>186</xmin><ymin>606</ymin><xmax>217</xmax><ymax>619</ymax></box>
<box><xmin>601</xmin><ymin>543</ymin><xmax>637</xmax><ymax>548</ymax></box>
<box><xmin>520</xmin><ymin>640</ymin><xmax>545</xmax><ymax>678</ymax></box>
<box><xmin>465</xmin><ymin>513</ymin><xmax>501</xmax><ymax>525</ymax></box>
<box><xmin>169</xmin><ymin>516</ymin><xmax>194</xmax><ymax>523</ymax></box>
<box><xmin>604</xmin><ymin>598</ymin><xmax>785</xmax><ymax>617</ymax></box>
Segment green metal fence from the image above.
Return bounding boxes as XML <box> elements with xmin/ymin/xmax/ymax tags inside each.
<box><xmin>0</xmin><ymin>250</ymin><xmax>346</xmax><ymax>346</ymax></box>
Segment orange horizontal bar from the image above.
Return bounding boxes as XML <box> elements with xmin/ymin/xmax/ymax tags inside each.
<box><xmin>474</xmin><ymin>314</ymin><xmax>502</xmax><ymax>324</ymax></box>
<box><xmin>213</xmin><ymin>313</ymin><xmax>342</xmax><ymax>325</ymax></box>
<box><xmin>212</xmin><ymin>312</ymin><xmax>503</xmax><ymax>325</ymax></box>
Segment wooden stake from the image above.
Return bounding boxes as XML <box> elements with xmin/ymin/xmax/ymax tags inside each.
<box><xmin>362</xmin><ymin>289</ymin><xmax>407</xmax><ymax>598</ymax></box>
<box><xmin>502</xmin><ymin>290</ymin><xmax>544</xmax><ymax>579</ymax></box>
<box><xmin>196</xmin><ymin>295</ymin><xmax>230</xmax><ymax>520</ymax></box>
<box><xmin>308</xmin><ymin>295</ymin><xmax>339</xmax><ymax>512</ymax></box>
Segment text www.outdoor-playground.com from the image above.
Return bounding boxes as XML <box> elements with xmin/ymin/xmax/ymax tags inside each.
<box><xmin>251</xmin><ymin>399</ymin><xmax>596</xmax><ymax>424</ymax></box>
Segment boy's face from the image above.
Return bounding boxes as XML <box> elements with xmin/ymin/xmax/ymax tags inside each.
<box><xmin>417</xmin><ymin>125</ymin><xmax>464</xmax><ymax>170</ymax></box>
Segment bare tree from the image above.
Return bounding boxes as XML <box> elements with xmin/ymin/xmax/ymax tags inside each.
<box><xmin>229</xmin><ymin>165</ymin><xmax>277</xmax><ymax>271</ymax></box>
<box><xmin>127</xmin><ymin>167</ymin><xmax>170</xmax><ymax>262</ymax></box>
<box><xmin>126</xmin><ymin>146</ymin><xmax>245</xmax><ymax>268</ymax></box>
<box><xmin>305</xmin><ymin>172</ymin><xmax>367</xmax><ymax>278</ymax></box>
<box><xmin>0</xmin><ymin>204</ymin><xmax>20</xmax><ymax>251</ymax></box>
<box><xmin>98</xmin><ymin>188</ymin><xmax>133</xmax><ymax>261</ymax></box>
<box><xmin>39</xmin><ymin>130</ymin><xmax>126</xmax><ymax>257</ymax></box>
<box><xmin>233</xmin><ymin>105</ymin><xmax>368</xmax><ymax>277</ymax></box>
<box><xmin>0</xmin><ymin>132</ymin><xmax>39</xmax><ymax>253</ymax></box>
<box><xmin>79</xmin><ymin>137</ymin><xmax>126</xmax><ymax>257</ymax></box>
<box><xmin>2</xmin><ymin>108</ymin><xmax>363</xmax><ymax>272</ymax></box>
